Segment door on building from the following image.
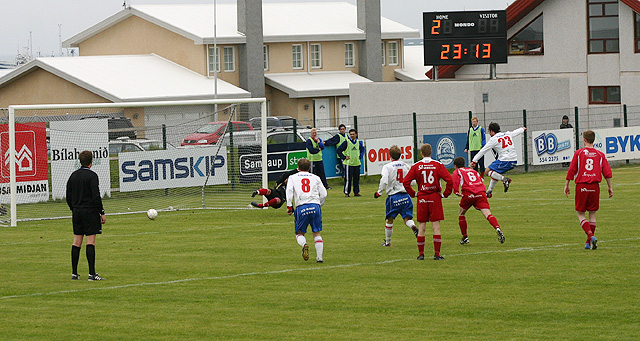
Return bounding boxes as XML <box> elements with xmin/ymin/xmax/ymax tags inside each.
<box><xmin>313</xmin><ymin>98</ymin><xmax>330</xmax><ymax>127</ymax></box>
<box><xmin>338</xmin><ymin>97</ymin><xmax>350</xmax><ymax>126</ymax></box>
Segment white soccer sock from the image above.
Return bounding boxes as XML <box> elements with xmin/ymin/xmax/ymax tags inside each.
<box><xmin>489</xmin><ymin>170</ymin><xmax>504</xmax><ymax>181</ymax></box>
<box><xmin>488</xmin><ymin>179</ymin><xmax>498</xmax><ymax>192</ymax></box>
<box><xmin>405</xmin><ymin>220</ymin><xmax>416</xmax><ymax>230</ymax></box>
<box><xmin>385</xmin><ymin>223</ymin><xmax>393</xmax><ymax>243</ymax></box>
<box><xmin>314</xmin><ymin>236</ymin><xmax>324</xmax><ymax>261</ymax></box>
<box><xmin>296</xmin><ymin>234</ymin><xmax>307</xmax><ymax>247</ymax></box>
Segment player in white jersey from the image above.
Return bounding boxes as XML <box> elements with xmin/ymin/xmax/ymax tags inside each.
<box><xmin>470</xmin><ymin>122</ymin><xmax>526</xmax><ymax>197</ymax></box>
<box><xmin>374</xmin><ymin>146</ymin><xmax>418</xmax><ymax>246</ymax></box>
<box><xmin>286</xmin><ymin>158</ymin><xmax>328</xmax><ymax>263</ymax></box>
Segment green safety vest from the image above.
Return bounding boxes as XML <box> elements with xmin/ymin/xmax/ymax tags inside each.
<box><xmin>468</xmin><ymin>126</ymin><xmax>483</xmax><ymax>151</ymax></box>
<box><xmin>336</xmin><ymin>133</ymin><xmax>347</xmax><ymax>158</ymax></box>
<box><xmin>307</xmin><ymin>138</ymin><xmax>323</xmax><ymax>161</ymax></box>
<box><xmin>344</xmin><ymin>139</ymin><xmax>361</xmax><ymax>166</ymax></box>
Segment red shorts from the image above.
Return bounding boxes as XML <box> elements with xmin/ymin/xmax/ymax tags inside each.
<box><xmin>416</xmin><ymin>193</ymin><xmax>444</xmax><ymax>222</ymax></box>
<box><xmin>459</xmin><ymin>192</ymin><xmax>490</xmax><ymax>211</ymax></box>
<box><xmin>575</xmin><ymin>183</ymin><xmax>600</xmax><ymax>212</ymax></box>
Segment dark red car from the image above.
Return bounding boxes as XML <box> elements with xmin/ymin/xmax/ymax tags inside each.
<box><xmin>181</xmin><ymin>121</ymin><xmax>253</xmax><ymax>146</ymax></box>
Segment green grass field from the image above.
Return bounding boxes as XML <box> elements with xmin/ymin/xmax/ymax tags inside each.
<box><xmin>1</xmin><ymin>165</ymin><xmax>639</xmax><ymax>339</ymax></box>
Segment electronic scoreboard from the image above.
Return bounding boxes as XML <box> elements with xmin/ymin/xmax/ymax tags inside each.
<box><xmin>423</xmin><ymin>10</ymin><xmax>508</xmax><ymax>66</ymax></box>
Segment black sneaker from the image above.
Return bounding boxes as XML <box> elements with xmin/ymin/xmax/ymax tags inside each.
<box><xmin>503</xmin><ymin>178</ymin><xmax>512</xmax><ymax>193</ymax></box>
<box><xmin>354</xmin><ymin>193</ymin><xmax>361</xmax><ymax>197</ymax></box>
<box><xmin>486</xmin><ymin>190</ymin><xmax>493</xmax><ymax>198</ymax></box>
<box><xmin>317</xmin><ymin>259</ymin><xmax>324</xmax><ymax>263</ymax></box>
<box><xmin>460</xmin><ymin>237</ymin><xmax>470</xmax><ymax>245</ymax></box>
<box><xmin>251</xmin><ymin>190</ymin><xmax>259</xmax><ymax>197</ymax></box>
<box><xmin>417</xmin><ymin>254</ymin><xmax>425</xmax><ymax>260</ymax></box>
<box><xmin>496</xmin><ymin>228</ymin><xmax>505</xmax><ymax>244</ymax></box>
<box><xmin>302</xmin><ymin>244</ymin><xmax>309</xmax><ymax>261</ymax></box>
<box><xmin>345</xmin><ymin>194</ymin><xmax>350</xmax><ymax>197</ymax></box>
<box><xmin>381</xmin><ymin>241</ymin><xmax>391</xmax><ymax>247</ymax></box>
<box><xmin>71</xmin><ymin>273</ymin><xmax>80</xmax><ymax>280</ymax></box>
<box><xmin>88</xmin><ymin>273</ymin><xmax>104</xmax><ymax>281</ymax></box>
<box><xmin>250</xmin><ymin>201</ymin><xmax>261</xmax><ymax>208</ymax></box>
<box><xmin>433</xmin><ymin>254</ymin><xmax>445</xmax><ymax>260</ymax></box>
<box><xmin>411</xmin><ymin>226</ymin><xmax>419</xmax><ymax>237</ymax></box>
<box><xmin>590</xmin><ymin>236</ymin><xmax>598</xmax><ymax>250</ymax></box>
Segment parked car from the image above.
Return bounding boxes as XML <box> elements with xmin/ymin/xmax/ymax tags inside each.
<box><xmin>109</xmin><ymin>137</ymin><xmax>174</xmax><ymax>155</ymax></box>
<box><xmin>248</xmin><ymin>115</ymin><xmax>310</xmax><ymax>130</ymax></box>
<box><xmin>80</xmin><ymin>115</ymin><xmax>137</xmax><ymax>140</ymax></box>
<box><xmin>181</xmin><ymin>121</ymin><xmax>253</xmax><ymax>146</ymax></box>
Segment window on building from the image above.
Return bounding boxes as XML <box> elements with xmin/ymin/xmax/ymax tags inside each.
<box><xmin>311</xmin><ymin>44</ymin><xmax>322</xmax><ymax>69</ymax></box>
<box><xmin>509</xmin><ymin>14</ymin><xmax>544</xmax><ymax>55</ymax></box>
<box><xmin>388</xmin><ymin>41</ymin><xmax>399</xmax><ymax>65</ymax></box>
<box><xmin>345</xmin><ymin>43</ymin><xmax>355</xmax><ymax>67</ymax></box>
<box><xmin>588</xmin><ymin>0</ymin><xmax>619</xmax><ymax>53</ymax></box>
<box><xmin>381</xmin><ymin>42</ymin><xmax>386</xmax><ymax>65</ymax></box>
<box><xmin>224</xmin><ymin>47</ymin><xmax>235</xmax><ymax>72</ymax></box>
<box><xmin>635</xmin><ymin>13</ymin><xmax>640</xmax><ymax>53</ymax></box>
<box><xmin>263</xmin><ymin>45</ymin><xmax>269</xmax><ymax>70</ymax></box>
<box><xmin>208</xmin><ymin>46</ymin><xmax>220</xmax><ymax>73</ymax></box>
<box><xmin>589</xmin><ymin>86</ymin><xmax>621</xmax><ymax>104</ymax></box>
<box><xmin>292</xmin><ymin>44</ymin><xmax>303</xmax><ymax>69</ymax></box>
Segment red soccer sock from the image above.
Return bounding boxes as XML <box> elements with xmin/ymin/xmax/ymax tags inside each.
<box><xmin>590</xmin><ymin>222</ymin><xmax>596</xmax><ymax>234</ymax></box>
<box><xmin>487</xmin><ymin>214</ymin><xmax>500</xmax><ymax>229</ymax></box>
<box><xmin>263</xmin><ymin>198</ymin><xmax>281</xmax><ymax>207</ymax></box>
<box><xmin>580</xmin><ymin>219</ymin><xmax>593</xmax><ymax>238</ymax></box>
<box><xmin>433</xmin><ymin>235</ymin><xmax>442</xmax><ymax>256</ymax></box>
<box><xmin>257</xmin><ymin>188</ymin><xmax>269</xmax><ymax>196</ymax></box>
<box><xmin>417</xmin><ymin>236</ymin><xmax>425</xmax><ymax>255</ymax></box>
<box><xmin>458</xmin><ymin>216</ymin><xmax>468</xmax><ymax>237</ymax></box>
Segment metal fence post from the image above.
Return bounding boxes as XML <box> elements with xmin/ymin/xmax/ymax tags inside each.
<box><xmin>574</xmin><ymin>106</ymin><xmax>579</xmax><ymax>149</ymax></box>
<box><xmin>162</xmin><ymin>124</ymin><xmax>167</xmax><ymax>150</ymax></box>
<box><xmin>353</xmin><ymin>115</ymin><xmax>358</xmax><ymax>132</ymax></box>
<box><xmin>468</xmin><ymin>110</ymin><xmax>473</xmax><ymax>128</ymax></box>
<box><xmin>624</xmin><ymin>104</ymin><xmax>629</xmax><ymax>165</ymax></box>
<box><xmin>523</xmin><ymin>109</ymin><xmax>528</xmax><ymax>172</ymax></box>
<box><xmin>230</xmin><ymin>128</ymin><xmax>235</xmax><ymax>190</ymax></box>
<box><xmin>293</xmin><ymin>118</ymin><xmax>298</xmax><ymax>139</ymax></box>
<box><xmin>412</xmin><ymin>112</ymin><xmax>418</xmax><ymax>162</ymax></box>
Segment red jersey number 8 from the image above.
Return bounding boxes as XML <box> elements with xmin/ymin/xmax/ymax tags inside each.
<box><xmin>498</xmin><ymin>136</ymin><xmax>513</xmax><ymax>149</ymax></box>
<box><xmin>301</xmin><ymin>178</ymin><xmax>311</xmax><ymax>193</ymax></box>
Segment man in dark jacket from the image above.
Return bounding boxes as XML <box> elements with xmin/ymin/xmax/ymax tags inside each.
<box><xmin>67</xmin><ymin>150</ymin><xmax>106</xmax><ymax>281</ymax></box>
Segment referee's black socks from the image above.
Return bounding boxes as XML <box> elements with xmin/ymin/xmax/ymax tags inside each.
<box><xmin>71</xmin><ymin>245</ymin><xmax>81</xmax><ymax>275</ymax></box>
<box><xmin>86</xmin><ymin>244</ymin><xmax>96</xmax><ymax>275</ymax></box>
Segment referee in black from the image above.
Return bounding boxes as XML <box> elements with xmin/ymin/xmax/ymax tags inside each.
<box><xmin>67</xmin><ymin>150</ymin><xmax>106</xmax><ymax>281</ymax></box>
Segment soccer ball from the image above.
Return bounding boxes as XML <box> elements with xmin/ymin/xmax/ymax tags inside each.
<box><xmin>147</xmin><ymin>209</ymin><xmax>158</xmax><ymax>220</ymax></box>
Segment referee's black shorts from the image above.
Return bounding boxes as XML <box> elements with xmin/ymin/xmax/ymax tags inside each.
<box><xmin>72</xmin><ymin>208</ymin><xmax>102</xmax><ymax>236</ymax></box>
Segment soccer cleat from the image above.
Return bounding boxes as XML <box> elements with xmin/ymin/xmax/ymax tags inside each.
<box><xmin>496</xmin><ymin>228</ymin><xmax>505</xmax><ymax>244</ymax></box>
<box><xmin>345</xmin><ymin>194</ymin><xmax>350</xmax><ymax>197</ymax></box>
<box><xmin>417</xmin><ymin>254</ymin><xmax>425</xmax><ymax>260</ymax></box>
<box><xmin>250</xmin><ymin>201</ymin><xmax>261</xmax><ymax>208</ymax></box>
<box><xmin>433</xmin><ymin>254</ymin><xmax>445</xmax><ymax>260</ymax></box>
<box><xmin>251</xmin><ymin>190</ymin><xmax>258</xmax><ymax>197</ymax></box>
<box><xmin>503</xmin><ymin>178</ymin><xmax>512</xmax><ymax>193</ymax></box>
<box><xmin>585</xmin><ymin>242</ymin><xmax>591</xmax><ymax>250</ymax></box>
<box><xmin>486</xmin><ymin>190</ymin><xmax>493</xmax><ymax>198</ymax></box>
<box><xmin>88</xmin><ymin>273</ymin><xmax>104</xmax><ymax>281</ymax></box>
<box><xmin>354</xmin><ymin>193</ymin><xmax>361</xmax><ymax>197</ymax></box>
<box><xmin>302</xmin><ymin>244</ymin><xmax>309</xmax><ymax>261</ymax></box>
<box><xmin>317</xmin><ymin>259</ymin><xmax>324</xmax><ymax>263</ymax></box>
<box><xmin>381</xmin><ymin>241</ymin><xmax>391</xmax><ymax>247</ymax></box>
<box><xmin>460</xmin><ymin>237</ymin><xmax>470</xmax><ymax>245</ymax></box>
<box><xmin>411</xmin><ymin>226</ymin><xmax>419</xmax><ymax>237</ymax></box>
<box><xmin>326</xmin><ymin>186</ymin><xmax>332</xmax><ymax>190</ymax></box>
<box><xmin>590</xmin><ymin>236</ymin><xmax>598</xmax><ymax>250</ymax></box>
<box><xmin>71</xmin><ymin>273</ymin><xmax>80</xmax><ymax>280</ymax></box>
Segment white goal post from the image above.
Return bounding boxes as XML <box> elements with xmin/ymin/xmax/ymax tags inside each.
<box><xmin>6</xmin><ymin>98</ymin><xmax>268</xmax><ymax>227</ymax></box>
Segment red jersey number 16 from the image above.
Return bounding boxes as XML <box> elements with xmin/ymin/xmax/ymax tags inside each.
<box><xmin>422</xmin><ymin>170</ymin><xmax>435</xmax><ymax>184</ymax></box>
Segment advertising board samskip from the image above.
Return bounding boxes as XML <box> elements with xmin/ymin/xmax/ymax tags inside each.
<box><xmin>50</xmin><ymin>120</ymin><xmax>110</xmax><ymax>200</ymax></box>
<box><xmin>119</xmin><ymin>146</ymin><xmax>228</xmax><ymax>192</ymax></box>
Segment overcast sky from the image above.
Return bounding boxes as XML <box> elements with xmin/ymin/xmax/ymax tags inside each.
<box><xmin>0</xmin><ymin>0</ymin><xmax>515</xmax><ymax>60</ymax></box>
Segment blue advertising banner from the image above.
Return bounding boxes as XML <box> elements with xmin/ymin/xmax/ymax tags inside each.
<box><xmin>422</xmin><ymin>133</ymin><xmax>468</xmax><ymax>169</ymax></box>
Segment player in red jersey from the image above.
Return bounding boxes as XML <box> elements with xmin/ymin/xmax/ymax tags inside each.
<box><xmin>564</xmin><ymin>130</ymin><xmax>613</xmax><ymax>250</ymax></box>
<box><xmin>402</xmin><ymin>144</ymin><xmax>453</xmax><ymax>260</ymax></box>
<box><xmin>452</xmin><ymin>157</ymin><xmax>504</xmax><ymax>245</ymax></box>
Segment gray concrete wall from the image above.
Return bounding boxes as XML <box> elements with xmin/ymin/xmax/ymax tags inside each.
<box><xmin>357</xmin><ymin>0</ymin><xmax>382</xmax><ymax>82</ymax></box>
<box><xmin>237</xmin><ymin>0</ymin><xmax>266</xmax><ymax>119</ymax></box>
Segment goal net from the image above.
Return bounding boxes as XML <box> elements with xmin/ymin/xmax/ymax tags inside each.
<box><xmin>2</xmin><ymin>98</ymin><xmax>267</xmax><ymax>226</ymax></box>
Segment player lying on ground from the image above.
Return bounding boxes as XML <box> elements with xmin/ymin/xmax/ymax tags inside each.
<box><xmin>286</xmin><ymin>158</ymin><xmax>327</xmax><ymax>263</ymax></box>
<box><xmin>564</xmin><ymin>130</ymin><xmax>613</xmax><ymax>250</ymax></box>
<box><xmin>452</xmin><ymin>157</ymin><xmax>504</xmax><ymax>245</ymax></box>
<box><xmin>251</xmin><ymin>168</ymin><xmax>299</xmax><ymax>208</ymax></box>
<box><xmin>403</xmin><ymin>144</ymin><xmax>453</xmax><ymax>260</ymax></box>
<box><xmin>375</xmin><ymin>145</ymin><xmax>419</xmax><ymax>247</ymax></box>
<box><xmin>470</xmin><ymin>122</ymin><xmax>526</xmax><ymax>198</ymax></box>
